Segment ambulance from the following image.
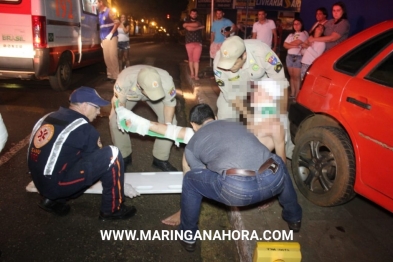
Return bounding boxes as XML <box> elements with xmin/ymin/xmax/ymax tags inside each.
<box><xmin>0</xmin><ymin>0</ymin><xmax>103</xmax><ymax>91</ymax></box>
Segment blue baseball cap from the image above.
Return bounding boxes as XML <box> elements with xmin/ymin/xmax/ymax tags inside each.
<box><xmin>69</xmin><ymin>86</ymin><xmax>109</xmax><ymax>107</ymax></box>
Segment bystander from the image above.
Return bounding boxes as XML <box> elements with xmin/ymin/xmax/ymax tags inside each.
<box><xmin>252</xmin><ymin>10</ymin><xmax>278</xmax><ymax>53</ymax></box>
<box><xmin>97</xmin><ymin>0</ymin><xmax>120</xmax><ymax>83</ymax></box>
<box><xmin>210</xmin><ymin>9</ymin><xmax>236</xmax><ymax>59</ymax></box>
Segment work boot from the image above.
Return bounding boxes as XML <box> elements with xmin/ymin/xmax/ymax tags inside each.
<box><xmin>38</xmin><ymin>198</ymin><xmax>70</xmax><ymax>216</ymax></box>
<box><xmin>286</xmin><ymin>220</ymin><xmax>301</xmax><ymax>232</ymax></box>
<box><xmin>123</xmin><ymin>154</ymin><xmax>132</xmax><ymax>166</ymax></box>
<box><xmin>152</xmin><ymin>157</ymin><xmax>178</xmax><ymax>171</ymax></box>
<box><xmin>99</xmin><ymin>204</ymin><xmax>137</xmax><ymax>221</ymax></box>
<box><xmin>178</xmin><ymin>239</ymin><xmax>196</xmax><ymax>252</ymax></box>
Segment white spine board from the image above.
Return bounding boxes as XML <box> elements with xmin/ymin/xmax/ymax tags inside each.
<box><xmin>26</xmin><ymin>171</ymin><xmax>183</xmax><ymax>194</ymax></box>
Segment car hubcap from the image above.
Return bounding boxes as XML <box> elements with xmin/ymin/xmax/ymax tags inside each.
<box><xmin>60</xmin><ymin>64</ymin><xmax>71</xmax><ymax>82</ymax></box>
<box><xmin>297</xmin><ymin>140</ymin><xmax>337</xmax><ymax>193</ymax></box>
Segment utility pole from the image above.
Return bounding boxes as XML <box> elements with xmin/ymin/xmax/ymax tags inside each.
<box><xmin>210</xmin><ymin>0</ymin><xmax>214</xmax><ymax>67</ymax></box>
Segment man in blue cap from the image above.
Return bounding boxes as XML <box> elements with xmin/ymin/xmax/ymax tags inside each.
<box><xmin>27</xmin><ymin>86</ymin><xmax>136</xmax><ymax>220</ymax></box>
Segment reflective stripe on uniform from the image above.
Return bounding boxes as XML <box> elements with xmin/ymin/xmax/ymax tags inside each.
<box><xmin>100</xmin><ymin>23</ymin><xmax>115</xmax><ymax>28</ymax></box>
<box><xmin>44</xmin><ymin>118</ymin><xmax>88</xmax><ymax>176</ymax></box>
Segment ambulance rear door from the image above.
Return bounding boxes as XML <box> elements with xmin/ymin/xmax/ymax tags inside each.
<box><xmin>40</xmin><ymin>0</ymin><xmax>82</xmax><ymax>72</ymax></box>
<box><xmin>79</xmin><ymin>0</ymin><xmax>102</xmax><ymax>65</ymax></box>
<box><xmin>0</xmin><ymin>0</ymin><xmax>35</xmax><ymax>79</ymax></box>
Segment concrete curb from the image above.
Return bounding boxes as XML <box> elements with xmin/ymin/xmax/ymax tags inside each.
<box><xmin>229</xmin><ymin>207</ymin><xmax>253</xmax><ymax>262</ymax></box>
<box><xmin>180</xmin><ymin>61</ymin><xmax>252</xmax><ymax>262</ymax></box>
<box><xmin>180</xmin><ymin>62</ymin><xmax>218</xmax><ymax>110</ymax></box>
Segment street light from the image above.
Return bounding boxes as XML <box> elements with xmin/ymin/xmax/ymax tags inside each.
<box><xmin>112</xmin><ymin>7</ymin><xmax>118</xmax><ymax>16</ymax></box>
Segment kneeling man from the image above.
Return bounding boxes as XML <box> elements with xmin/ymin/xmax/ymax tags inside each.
<box><xmin>178</xmin><ymin>104</ymin><xmax>302</xmax><ymax>252</ymax></box>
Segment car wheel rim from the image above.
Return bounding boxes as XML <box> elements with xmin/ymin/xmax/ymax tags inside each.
<box><xmin>60</xmin><ymin>63</ymin><xmax>71</xmax><ymax>83</ymax></box>
<box><xmin>297</xmin><ymin>140</ymin><xmax>337</xmax><ymax>194</ymax></box>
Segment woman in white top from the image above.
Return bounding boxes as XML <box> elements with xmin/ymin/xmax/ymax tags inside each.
<box><xmin>301</xmin><ymin>24</ymin><xmax>326</xmax><ymax>80</ymax></box>
<box><xmin>283</xmin><ymin>18</ymin><xmax>308</xmax><ymax>100</ymax></box>
<box><xmin>117</xmin><ymin>14</ymin><xmax>131</xmax><ymax>69</ymax></box>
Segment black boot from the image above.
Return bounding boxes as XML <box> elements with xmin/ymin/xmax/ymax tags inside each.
<box><xmin>152</xmin><ymin>157</ymin><xmax>178</xmax><ymax>171</ymax></box>
<box><xmin>99</xmin><ymin>204</ymin><xmax>137</xmax><ymax>221</ymax></box>
<box><xmin>123</xmin><ymin>154</ymin><xmax>132</xmax><ymax>166</ymax></box>
<box><xmin>38</xmin><ymin>198</ymin><xmax>70</xmax><ymax>216</ymax></box>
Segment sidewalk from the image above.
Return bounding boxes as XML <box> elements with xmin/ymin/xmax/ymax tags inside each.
<box><xmin>179</xmin><ymin>59</ymin><xmax>393</xmax><ymax>262</ymax></box>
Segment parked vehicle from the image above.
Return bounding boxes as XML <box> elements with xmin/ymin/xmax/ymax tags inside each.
<box><xmin>289</xmin><ymin>20</ymin><xmax>393</xmax><ymax>212</ymax></box>
<box><xmin>0</xmin><ymin>0</ymin><xmax>103</xmax><ymax>91</ymax></box>
<box><xmin>0</xmin><ymin>113</ymin><xmax>7</xmax><ymax>152</ymax></box>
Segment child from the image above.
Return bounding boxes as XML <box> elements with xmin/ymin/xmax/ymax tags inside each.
<box><xmin>301</xmin><ymin>24</ymin><xmax>326</xmax><ymax>80</ymax></box>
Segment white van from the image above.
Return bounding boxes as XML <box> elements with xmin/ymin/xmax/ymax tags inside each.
<box><xmin>0</xmin><ymin>0</ymin><xmax>103</xmax><ymax>91</ymax></box>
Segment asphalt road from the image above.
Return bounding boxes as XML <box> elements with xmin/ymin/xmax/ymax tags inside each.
<box><xmin>0</xmin><ymin>38</ymin><xmax>238</xmax><ymax>261</ymax></box>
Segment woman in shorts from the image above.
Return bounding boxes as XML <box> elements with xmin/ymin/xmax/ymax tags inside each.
<box><xmin>117</xmin><ymin>14</ymin><xmax>130</xmax><ymax>69</ymax></box>
<box><xmin>283</xmin><ymin>18</ymin><xmax>308</xmax><ymax>100</ymax></box>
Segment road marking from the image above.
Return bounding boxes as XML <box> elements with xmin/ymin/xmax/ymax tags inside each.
<box><xmin>0</xmin><ymin>134</ymin><xmax>30</xmax><ymax>166</ymax></box>
<box><xmin>3</xmin><ymin>105</ymin><xmax>46</xmax><ymax>115</ymax></box>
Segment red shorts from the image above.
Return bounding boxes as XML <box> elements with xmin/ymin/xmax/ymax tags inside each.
<box><xmin>185</xmin><ymin>43</ymin><xmax>202</xmax><ymax>63</ymax></box>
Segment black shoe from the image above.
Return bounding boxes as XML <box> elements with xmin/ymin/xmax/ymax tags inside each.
<box><xmin>178</xmin><ymin>239</ymin><xmax>196</xmax><ymax>252</ymax></box>
<box><xmin>287</xmin><ymin>220</ymin><xmax>301</xmax><ymax>232</ymax></box>
<box><xmin>38</xmin><ymin>198</ymin><xmax>70</xmax><ymax>216</ymax></box>
<box><xmin>152</xmin><ymin>157</ymin><xmax>178</xmax><ymax>171</ymax></box>
<box><xmin>99</xmin><ymin>204</ymin><xmax>137</xmax><ymax>221</ymax></box>
<box><xmin>123</xmin><ymin>154</ymin><xmax>132</xmax><ymax>166</ymax></box>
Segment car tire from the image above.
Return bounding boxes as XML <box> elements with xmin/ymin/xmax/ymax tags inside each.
<box><xmin>49</xmin><ymin>54</ymin><xmax>72</xmax><ymax>91</ymax></box>
<box><xmin>292</xmin><ymin>126</ymin><xmax>356</xmax><ymax>207</ymax></box>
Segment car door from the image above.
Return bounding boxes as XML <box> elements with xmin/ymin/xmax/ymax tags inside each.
<box><xmin>339</xmin><ymin>41</ymin><xmax>393</xmax><ymax>205</ymax></box>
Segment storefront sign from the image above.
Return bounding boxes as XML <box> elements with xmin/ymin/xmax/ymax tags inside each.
<box><xmin>235</xmin><ymin>0</ymin><xmax>256</xmax><ymax>9</ymax></box>
<box><xmin>255</xmin><ymin>0</ymin><xmax>301</xmax><ymax>12</ymax></box>
<box><xmin>197</xmin><ymin>0</ymin><xmax>233</xmax><ymax>9</ymax></box>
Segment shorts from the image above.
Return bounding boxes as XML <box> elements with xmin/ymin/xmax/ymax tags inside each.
<box><xmin>118</xmin><ymin>41</ymin><xmax>130</xmax><ymax>50</ymax></box>
<box><xmin>185</xmin><ymin>43</ymin><xmax>202</xmax><ymax>63</ymax></box>
<box><xmin>286</xmin><ymin>54</ymin><xmax>302</xmax><ymax>68</ymax></box>
<box><xmin>210</xmin><ymin>42</ymin><xmax>222</xmax><ymax>59</ymax></box>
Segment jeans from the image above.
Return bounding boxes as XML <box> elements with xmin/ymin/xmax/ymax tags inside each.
<box><xmin>286</xmin><ymin>54</ymin><xmax>302</xmax><ymax>68</ymax></box>
<box><xmin>179</xmin><ymin>154</ymin><xmax>302</xmax><ymax>239</ymax></box>
<box><xmin>300</xmin><ymin>63</ymin><xmax>310</xmax><ymax>80</ymax></box>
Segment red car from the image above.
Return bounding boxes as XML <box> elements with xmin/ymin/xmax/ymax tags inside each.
<box><xmin>289</xmin><ymin>20</ymin><xmax>393</xmax><ymax>212</ymax></box>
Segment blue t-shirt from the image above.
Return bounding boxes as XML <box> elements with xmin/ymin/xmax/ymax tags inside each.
<box><xmin>211</xmin><ymin>18</ymin><xmax>233</xmax><ymax>43</ymax></box>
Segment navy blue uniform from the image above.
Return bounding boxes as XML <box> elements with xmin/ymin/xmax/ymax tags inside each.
<box><xmin>28</xmin><ymin>107</ymin><xmax>125</xmax><ymax>214</ymax></box>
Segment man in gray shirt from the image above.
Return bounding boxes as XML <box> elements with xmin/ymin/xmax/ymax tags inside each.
<box><xmin>178</xmin><ymin>104</ymin><xmax>302</xmax><ymax>252</ymax></box>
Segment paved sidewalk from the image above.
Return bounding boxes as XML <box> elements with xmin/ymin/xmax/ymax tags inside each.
<box><xmin>179</xmin><ymin>58</ymin><xmax>393</xmax><ymax>262</ymax></box>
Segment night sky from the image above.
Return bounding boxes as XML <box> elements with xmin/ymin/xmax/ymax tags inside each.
<box><xmin>115</xmin><ymin>0</ymin><xmax>189</xmax><ymax>23</ymax></box>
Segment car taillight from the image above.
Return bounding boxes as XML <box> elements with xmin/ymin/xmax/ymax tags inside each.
<box><xmin>32</xmin><ymin>15</ymin><xmax>47</xmax><ymax>48</ymax></box>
